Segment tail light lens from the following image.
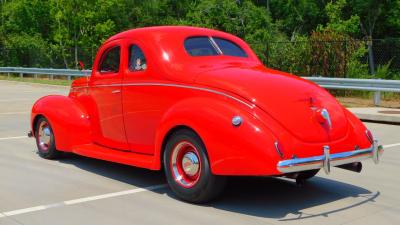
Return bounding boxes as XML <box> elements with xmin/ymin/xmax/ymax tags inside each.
<box><xmin>365</xmin><ymin>129</ymin><xmax>374</xmax><ymax>144</ymax></box>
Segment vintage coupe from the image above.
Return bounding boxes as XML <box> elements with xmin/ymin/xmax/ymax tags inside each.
<box><xmin>30</xmin><ymin>26</ymin><xmax>383</xmax><ymax>203</ymax></box>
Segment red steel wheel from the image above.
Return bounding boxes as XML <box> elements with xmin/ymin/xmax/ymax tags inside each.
<box><xmin>170</xmin><ymin>141</ymin><xmax>202</xmax><ymax>188</ymax></box>
<box><xmin>164</xmin><ymin>129</ymin><xmax>226</xmax><ymax>203</ymax></box>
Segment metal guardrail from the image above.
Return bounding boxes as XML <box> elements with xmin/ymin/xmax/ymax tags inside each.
<box><xmin>0</xmin><ymin>67</ymin><xmax>399</xmax><ymax>105</ymax></box>
<box><xmin>306</xmin><ymin>77</ymin><xmax>400</xmax><ymax>92</ymax></box>
<box><xmin>0</xmin><ymin>67</ymin><xmax>89</xmax><ymax>80</ymax></box>
<box><xmin>305</xmin><ymin>77</ymin><xmax>400</xmax><ymax>105</ymax></box>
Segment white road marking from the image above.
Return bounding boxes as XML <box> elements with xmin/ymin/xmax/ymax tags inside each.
<box><xmin>0</xmin><ymin>111</ymin><xmax>29</xmax><ymax>115</ymax></box>
<box><xmin>0</xmin><ymin>136</ymin><xmax>28</xmax><ymax>141</ymax></box>
<box><xmin>0</xmin><ymin>184</ymin><xmax>167</xmax><ymax>218</ymax></box>
<box><xmin>383</xmin><ymin>143</ymin><xmax>400</xmax><ymax>149</ymax></box>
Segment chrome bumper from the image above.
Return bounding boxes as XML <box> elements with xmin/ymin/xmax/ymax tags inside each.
<box><xmin>277</xmin><ymin>140</ymin><xmax>383</xmax><ymax>174</ymax></box>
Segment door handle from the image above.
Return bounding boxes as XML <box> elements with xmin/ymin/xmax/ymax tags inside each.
<box><xmin>111</xmin><ymin>89</ymin><xmax>121</xmax><ymax>94</ymax></box>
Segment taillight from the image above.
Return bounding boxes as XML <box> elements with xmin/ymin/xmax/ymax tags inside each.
<box><xmin>365</xmin><ymin>129</ymin><xmax>374</xmax><ymax>144</ymax></box>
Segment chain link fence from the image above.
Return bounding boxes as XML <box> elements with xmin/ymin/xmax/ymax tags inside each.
<box><xmin>254</xmin><ymin>39</ymin><xmax>400</xmax><ymax>79</ymax></box>
<box><xmin>1</xmin><ymin>39</ymin><xmax>399</xmax><ymax>79</ymax></box>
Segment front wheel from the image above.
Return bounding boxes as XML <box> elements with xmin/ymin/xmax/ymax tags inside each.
<box><xmin>35</xmin><ymin>117</ymin><xmax>61</xmax><ymax>159</ymax></box>
<box><xmin>163</xmin><ymin>129</ymin><xmax>226</xmax><ymax>203</ymax></box>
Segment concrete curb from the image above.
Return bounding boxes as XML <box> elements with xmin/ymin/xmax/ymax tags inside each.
<box><xmin>348</xmin><ymin>107</ymin><xmax>400</xmax><ymax>124</ymax></box>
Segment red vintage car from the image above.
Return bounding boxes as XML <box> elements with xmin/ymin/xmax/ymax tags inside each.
<box><xmin>30</xmin><ymin>26</ymin><xmax>383</xmax><ymax>203</ymax></box>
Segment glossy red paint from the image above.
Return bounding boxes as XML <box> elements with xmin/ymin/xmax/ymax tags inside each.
<box><xmin>31</xmin><ymin>26</ymin><xmax>373</xmax><ymax>176</ymax></box>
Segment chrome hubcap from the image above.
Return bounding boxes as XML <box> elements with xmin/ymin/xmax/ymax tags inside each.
<box><xmin>182</xmin><ymin>152</ymin><xmax>200</xmax><ymax>176</ymax></box>
<box><xmin>170</xmin><ymin>141</ymin><xmax>201</xmax><ymax>188</ymax></box>
<box><xmin>38</xmin><ymin>121</ymin><xmax>51</xmax><ymax>151</ymax></box>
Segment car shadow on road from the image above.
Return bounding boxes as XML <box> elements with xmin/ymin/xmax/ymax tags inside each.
<box><xmin>56</xmin><ymin>153</ymin><xmax>378</xmax><ymax>220</ymax></box>
<box><xmin>206</xmin><ymin>176</ymin><xmax>378</xmax><ymax>220</ymax></box>
<box><xmin>55</xmin><ymin>153</ymin><xmax>166</xmax><ymax>188</ymax></box>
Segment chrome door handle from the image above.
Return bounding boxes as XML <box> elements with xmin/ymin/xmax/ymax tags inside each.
<box><xmin>111</xmin><ymin>89</ymin><xmax>121</xmax><ymax>94</ymax></box>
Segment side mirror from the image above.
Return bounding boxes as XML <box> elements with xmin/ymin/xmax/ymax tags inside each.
<box><xmin>78</xmin><ymin>61</ymin><xmax>85</xmax><ymax>71</ymax></box>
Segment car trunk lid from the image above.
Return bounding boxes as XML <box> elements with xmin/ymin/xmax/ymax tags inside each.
<box><xmin>195</xmin><ymin>65</ymin><xmax>348</xmax><ymax>143</ymax></box>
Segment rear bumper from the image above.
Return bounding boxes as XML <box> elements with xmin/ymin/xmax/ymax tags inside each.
<box><xmin>277</xmin><ymin>140</ymin><xmax>383</xmax><ymax>174</ymax></box>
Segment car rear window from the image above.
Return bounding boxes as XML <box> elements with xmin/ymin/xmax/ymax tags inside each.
<box><xmin>184</xmin><ymin>36</ymin><xmax>247</xmax><ymax>58</ymax></box>
<box><xmin>213</xmin><ymin>37</ymin><xmax>248</xmax><ymax>57</ymax></box>
<box><xmin>184</xmin><ymin>37</ymin><xmax>218</xmax><ymax>56</ymax></box>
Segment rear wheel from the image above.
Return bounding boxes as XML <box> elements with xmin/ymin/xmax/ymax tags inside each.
<box><xmin>35</xmin><ymin>117</ymin><xmax>61</xmax><ymax>159</ymax></box>
<box><xmin>163</xmin><ymin>129</ymin><xmax>226</xmax><ymax>203</ymax></box>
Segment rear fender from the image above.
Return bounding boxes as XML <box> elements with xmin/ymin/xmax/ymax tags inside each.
<box><xmin>31</xmin><ymin>95</ymin><xmax>92</xmax><ymax>151</ymax></box>
<box><xmin>153</xmin><ymin>97</ymin><xmax>280</xmax><ymax>175</ymax></box>
<box><xmin>342</xmin><ymin>107</ymin><xmax>371</xmax><ymax>148</ymax></box>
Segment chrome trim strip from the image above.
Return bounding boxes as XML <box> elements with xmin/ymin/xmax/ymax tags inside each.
<box><xmin>209</xmin><ymin>37</ymin><xmax>223</xmax><ymax>55</ymax></box>
<box><xmin>277</xmin><ymin>140</ymin><xmax>383</xmax><ymax>174</ymax></box>
<box><xmin>71</xmin><ymin>83</ymin><xmax>254</xmax><ymax>108</ymax></box>
<box><xmin>274</xmin><ymin>141</ymin><xmax>284</xmax><ymax>158</ymax></box>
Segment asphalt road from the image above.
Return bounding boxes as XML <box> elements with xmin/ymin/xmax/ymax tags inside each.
<box><xmin>0</xmin><ymin>80</ymin><xmax>399</xmax><ymax>225</ymax></box>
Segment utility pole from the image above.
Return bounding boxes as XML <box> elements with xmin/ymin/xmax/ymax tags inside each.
<box><xmin>367</xmin><ymin>36</ymin><xmax>376</xmax><ymax>75</ymax></box>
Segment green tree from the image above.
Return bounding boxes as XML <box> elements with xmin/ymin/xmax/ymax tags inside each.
<box><xmin>0</xmin><ymin>0</ymin><xmax>51</xmax><ymax>66</ymax></box>
<box><xmin>182</xmin><ymin>0</ymin><xmax>284</xmax><ymax>63</ymax></box>
<box><xmin>323</xmin><ymin>0</ymin><xmax>360</xmax><ymax>35</ymax></box>
<box><xmin>259</xmin><ymin>0</ymin><xmax>326</xmax><ymax>37</ymax></box>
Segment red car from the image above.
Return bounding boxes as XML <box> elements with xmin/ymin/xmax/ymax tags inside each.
<box><xmin>30</xmin><ymin>26</ymin><xmax>383</xmax><ymax>203</ymax></box>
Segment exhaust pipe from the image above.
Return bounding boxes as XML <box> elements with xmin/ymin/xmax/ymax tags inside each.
<box><xmin>336</xmin><ymin>162</ymin><xmax>362</xmax><ymax>173</ymax></box>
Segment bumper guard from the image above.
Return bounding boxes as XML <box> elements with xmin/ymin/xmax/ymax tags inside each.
<box><xmin>277</xmin><ymin>140</ymin><xmax>383</xmax><ymax>174</ymax></box>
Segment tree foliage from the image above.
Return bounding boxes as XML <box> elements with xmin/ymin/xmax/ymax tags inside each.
<box><xmin>0</xmin><ymin>0</ymin><xmax>399</xmax><ymax>76</ymax></box>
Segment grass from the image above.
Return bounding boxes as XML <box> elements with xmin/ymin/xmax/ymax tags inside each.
<box><xmin>0</xmin><ymin>74</ymin><xmax>72</xmax><ymax>86</ymax></box>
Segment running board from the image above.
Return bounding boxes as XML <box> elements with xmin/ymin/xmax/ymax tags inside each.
<box><xmin>72</xmin><ymin>144</ymin><xmax>156</xmax><ymax>170</ymax></box>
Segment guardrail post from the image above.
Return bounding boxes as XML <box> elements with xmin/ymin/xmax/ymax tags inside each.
<box><xmin>373</xmin><ymin>91</ymin><xmax>381</xmax><ymax>106</ymax></box>
<box><xmin>34</xmin><ymin>74</ymin><xmax>38</xmax><ymax>79</ymax></box>
<box><xmin>19</xmin><ymin>73</ymin><xmax>23</xmax><ymax>79</ymax></box>
<box><xmin>50</xmin><ymin>74</ymin><xmax>54</xmax><ymax>80</ymax></box>
<box><xmin>7</xmin><ymin>73</ymin><xmax>10</xmax><ymax>78</ymax></box>
<box><xmin>67</xmin><ymin>75</ymin><xmax>71</xmax><ymax>81</ymax></box>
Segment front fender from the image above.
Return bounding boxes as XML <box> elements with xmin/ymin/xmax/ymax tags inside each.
<box><xmin>154</xmin><ymin>97</ymin><xmax>281</xmax><ymax>176</ymax></box>
<box><xmin>31</xmin><ymin>95</ymin><xmax>92</xmax><ymax>151</ymax></box>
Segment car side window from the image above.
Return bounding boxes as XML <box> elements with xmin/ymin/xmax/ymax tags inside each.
<box><xmin>98</xmin><ymin>46</ymin><xmax>120</xmax><ymax>73</ymax></box>
<box><xmin>184</xmin><ymin>37</ymin><xmax>219</xmax><ymax>56</ymax></box>
<box><xmin>129</xmin><ymin>45</ymin><xmax>147</xmax><ymax>71</ymax></box>
<box><xmin>213</xmin><ymin>37</ymin><xmax>248</xmax><ymax>57</ymax></box>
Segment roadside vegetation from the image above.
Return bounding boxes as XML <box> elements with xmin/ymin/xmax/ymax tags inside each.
<box><xmin>1</xmin><ymin>0</ymin><xmax>399</xmax><ymax>79</ymax></box>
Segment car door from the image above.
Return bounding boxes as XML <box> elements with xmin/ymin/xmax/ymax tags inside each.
<box><xmin>89</xmin><ymin>41</ymin><xmax>129</xmax><ymax>150</ymax></box>
<box><xmin>122</xmin><ymin>41</ymin><xmax>160</xmax><ymax>155</ymax></box>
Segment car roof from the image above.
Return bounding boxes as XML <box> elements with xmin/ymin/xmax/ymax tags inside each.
<box><xmin>106</xmin><ymin>26</ymin><xmax>239</xmax><ymax>43</ymax></box>
<box><xmin>102</xmin><ymin>26</ymin><xmax>262</xmax><ymax>83</ymax></box>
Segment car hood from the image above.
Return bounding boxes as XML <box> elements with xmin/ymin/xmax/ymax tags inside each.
<box><xmin>195</xmin><ymin>65</ymin><xmax>348</xmax><ymax>143</ymax></box>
